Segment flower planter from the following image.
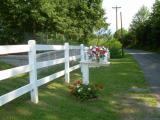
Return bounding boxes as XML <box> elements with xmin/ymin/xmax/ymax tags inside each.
<box><xmin>87</xmin><ymin>46</ymin><xmax>110</xmax><ymax>65</ymax></box>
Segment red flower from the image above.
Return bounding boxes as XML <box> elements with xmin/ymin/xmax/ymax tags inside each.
<box><xmin>73</xmin><ymin>80</ymin><xmax>81</xmax><ymax>85</ymax></box>
<box><xmin>76</xmin><ymin>80</ymin><xmax>81</xmax><ymax>84</ymax></box>
<box><xmin>101</xmin><ymin>50</ymin><xmax>106</xmax><ymax>55</ymax></box>
<box><xmin>96</xmin><ymin>47</ymin><xmax>100</xmax><ymax>52</ymax></box>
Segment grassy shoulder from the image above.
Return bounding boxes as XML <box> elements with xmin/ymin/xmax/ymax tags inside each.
<box><xmin>0</xmin><ymin>54</ymin><xmax>160</xmax><ymax>120</ymax></box>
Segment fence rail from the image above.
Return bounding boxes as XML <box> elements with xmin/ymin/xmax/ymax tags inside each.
<box><xmin>37</xmin><ymin>70</ymin><xmax>65</xmax><ymax>87</ymax></box>
<box><xmin>0</xmin><ymin>40</ymin><xmax>84</xmax><ymax>106</ymax></box>
<box><xmin>36</xmin><ymin>45</ymin><xmax>64</xmax><ymax>51</ymax></box>
<box><xmin>0</xmin><ymin>84</ymin><xmax>32</xmax><ymax>106</ymax></box>
<box><xmin>0</xmin><ymin>45</ymin><xmax>30</xmax><ymax>55</ymax></box>
<box><xmin>0</xmin><ymin>65</ymin><xmax>30</xmax><ymax>81</ymax></box>
<box><xmin>69</xmin><ymin>45</ymin><xmax>81</xmax><ymax>50</ymax></box>
<box><xmin>37</xmin><ymin>58</ymin><xmax>65</xmax><ymax>69</ymax></box>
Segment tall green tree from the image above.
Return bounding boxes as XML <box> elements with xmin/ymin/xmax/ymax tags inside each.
<box><xmin>0</xmin><ymin>0</ymin><xmax>47</xmax><ymax>44</ymax></box>
<box><xmin>149</xmin><ymin>0</ymin><xmax>160</xmax><ymax>48</ymax></box>
<box><xmin>0</xmin><ymin>0</ymin><xmax>107</xmax><ymax>44</ymax></box>
<box><xmin>129</xmin><ymin>5</ymin><xmax>150</xmax><ymax>47</ymax></box>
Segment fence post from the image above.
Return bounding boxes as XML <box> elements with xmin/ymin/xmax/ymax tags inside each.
<box><xmin>81</xmin><ymin>63</ymin><xmax>89</xmax><ymax>85</ymax></box>
<box><xmin>80</xmin><ymin>44</ymin><xmax>84</xmax><ymax>73</ymax></box>
<box><xmin>85</xmin><ymin>47</ymin><xmax>89</xmax><ymax>61</ymax></box>
<box><xmin>28</xmin><ymin>40</ymin><xmax>38</xmax><ymax>103</ymax></box>
<box><xmin>64</xmin><ymin>43</ymin><xmax>70</xmax><ymax>83</ymax></box>
<box><xmin>80</xmin><ymin>44</ymin><xmax>84</xmax><ymax>62</ymax></box>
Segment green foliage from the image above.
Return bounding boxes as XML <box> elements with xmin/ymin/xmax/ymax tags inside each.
<box><xmin>0</xmin><ymin>0</ymin><xmax>107</xmax><ymax>44</ymax></box>
<box><xmin>130</xmin><ymin>5</ymin><xmax>150</xmax><ymax>32</ymax></box>
<box><xmin>113</xmin><ymin>28</ymin><xmax>129</xmax><ymax>49</ymax></box>
<box><xmin>148</xmin><ymin>0</ymin><xmax>160</xmax><ymax>49</ymax></box>
<box><xmin>88</xmin><ymin>37</ymin><xmax>122</xmax><ymax>58</ymax></box>
<box><xmin>88</xmin><ymin>30</ymin><xmax>113</xmax><ymax>46</ymax></box>
<box><xmin>122</xmin><ymin>31</ymin><xmax>136</xmax><ymax>47</ymax></box>
<box><xmin>88</xmin><ymin>37</ymin><xmax>99</xmax><ymax>46</ymax></box>
<box><xmin>69</xmin><ymin>80</ymin><xmax>103</xmax><ymax>101</ymax></box>
<box><xmin>104</xmin><ymin>39</ymin><xmax>122</xmax><ymax>58</ymax></box>
<box><xmin>0</xmin><ymin>27</ymin><xmax>24</xmax><ymax>44</ymax></box>
<box><xmin>114</xmin><ymin>29</ymin><xmax>128</xmax><ymax>41</ymax></box>
<box><xmin>128</xmin><ymin>2</ymin><xmax>160</xmax><ymax>51</ymax></box>
<box><xmin>128</xmin><ymin>5</ymin><xmax>150</xmax><ymax>48</ymax></box>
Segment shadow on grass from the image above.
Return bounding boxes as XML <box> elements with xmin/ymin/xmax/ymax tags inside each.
<box><xmin>89</xmin><ymin>54</ymin><xmax>160</xmax><ymax>119</ymax></box>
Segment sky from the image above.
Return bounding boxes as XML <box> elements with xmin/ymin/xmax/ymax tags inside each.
<box><xmin>102</xmin><ymin>0</ymin><xmax>155</xmax><ymax>33</ymax></box>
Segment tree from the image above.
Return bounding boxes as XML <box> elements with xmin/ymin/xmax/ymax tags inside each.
<box><xmin>129</xmin><ymin>5</ymin><xmax>150</xmax><ymax>33</ymax></box>
<box><xmin>128</xmin><ymin>5</ymin><xmax>150</xmax><ymax>47</ymax></box>
<box><xmin>114</xmin><ymin>29</ymin><xmax>128</xmax><ymax>41</ymax></box>
<box><xmin>102</xmin><ymin>29</ymin><xmax>113</xmax><ymax>41</ymax></box>
<box><xmin>0</xmin><ymin>0</ymin><xmax>47</xmax><ymax>44</ymax></box>
<box><xmin>114</xmin><ymin>28</ymin><xmax>129</xmax><ymax>46</ymax></box>
<box><xmin>149</xmin><ymin>0</ymin><xmax>160</xmax><ymax>48</ymax></box>
<box><xmin>124</xmin><ymin>1</ymin><xmax>160</xmax><ymax>51</ymax></box>
<box><xmin>0</xmin><ymin>0</ymin><xmax>107</xmax><ymax>44</ymax></box>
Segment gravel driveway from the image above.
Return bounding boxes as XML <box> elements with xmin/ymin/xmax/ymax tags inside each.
<box><xmin>126</xmin><ymin>49</ymin><xmax>160</xmax><ymax>103</ymax></box>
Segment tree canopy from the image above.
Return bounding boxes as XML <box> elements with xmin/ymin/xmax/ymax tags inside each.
<box><xmin>128</xmin><ymin>1</ymin><xmax>160</xmax><ymax>51</ymax></box>
<box><xmin>149</xmin><ymin>0</ymin><xmax>160</xmax><ymax>48</ymax></box>
<box><xmin>129</xmin><ymin>5</ymin><xmax>150</xmax><ymax>47</ymax></box>
<box><xmin>0</xmin><ymin>0</ymin><xmax>108</xmax><ymax>44</ymax></box>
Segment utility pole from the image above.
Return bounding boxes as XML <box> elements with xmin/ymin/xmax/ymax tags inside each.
<box><xmin>112</xmin><ymin>5</ymin><xmax>121</xmax><ymax>31</ymax></box>
<box><xmin>120</xmin><ymin>12</ymin><xmax>124</xmax><ymax>57</ymax></box>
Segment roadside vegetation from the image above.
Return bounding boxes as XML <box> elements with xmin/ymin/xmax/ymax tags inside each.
<box><xmin>115</xmin><ymin>1</ymin><xmax>160</xmax><ymax>52</ymax></box>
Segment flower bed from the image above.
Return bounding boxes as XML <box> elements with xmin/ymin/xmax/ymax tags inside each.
<box><xmin>69</xmin><ymin>80</ymin><xmax>103</xmax><ymax>101</ymax></box>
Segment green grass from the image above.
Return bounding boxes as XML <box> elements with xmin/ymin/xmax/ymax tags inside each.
<box><xmin>0</xmin><ymin>54</ymin><xmax>160</xmax><ymax>120</ymax></box>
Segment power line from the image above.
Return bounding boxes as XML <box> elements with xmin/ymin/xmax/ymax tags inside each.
<box><xmin>112</xmin><ymin>5</ymin><xmax>121</xmax><ymax>31</ymax></box>
<box><xmin>120</xmin><ymin>12</ymin><xmax>124</xmax><ymax>57</ymax></box>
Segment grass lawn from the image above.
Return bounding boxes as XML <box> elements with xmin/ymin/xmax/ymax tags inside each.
<box><xmin>0</xmin><ymin>54</ymin><xmax>160</xmax><ymax>120</ymax></box>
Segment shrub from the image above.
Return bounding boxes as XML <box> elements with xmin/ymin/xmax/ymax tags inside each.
<box><xmin>68</xmin><ymin>80</ymin><xmax>103</xmax><ymax>101</ymax></box>
<box><xmin>103</xmin><ymin>39</ymin><xmax>122</xmax><ymax>58</ymax></box>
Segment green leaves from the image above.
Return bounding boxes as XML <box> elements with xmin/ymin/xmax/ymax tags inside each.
<box><xmin>128</xmin><ymin>6</ymin><xmax>150</xmax><ymax>48</ymax></box>
<box><xmin>128</xmin><ymin>1</ymin><xmax>160</xmax><ymax>50</ymax></box>
<box><xmin>0</xmin><ymin>0</ymin><xmax>107</xmax><ymax>44</ymax></box>
<box><xmin>69</xmin><ymin>80</ymin><xmax>103</xmax><ymax>101</ymax></box>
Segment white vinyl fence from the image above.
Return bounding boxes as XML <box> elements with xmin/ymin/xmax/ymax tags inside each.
<box><xmin>0</xmin><ymin>40</ymin><xmax>85</xmax><ymax>106</ymax></box>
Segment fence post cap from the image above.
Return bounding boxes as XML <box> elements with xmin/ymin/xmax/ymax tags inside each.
<box><xmin>28</xmin><ymin>40</ymin><xmax>36</xmax><ymax>44</ymax></box>
<box><xmin>64</xmin><ymin>42</ymin><xmax>69</xmax><ymax>45</ymax></box>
